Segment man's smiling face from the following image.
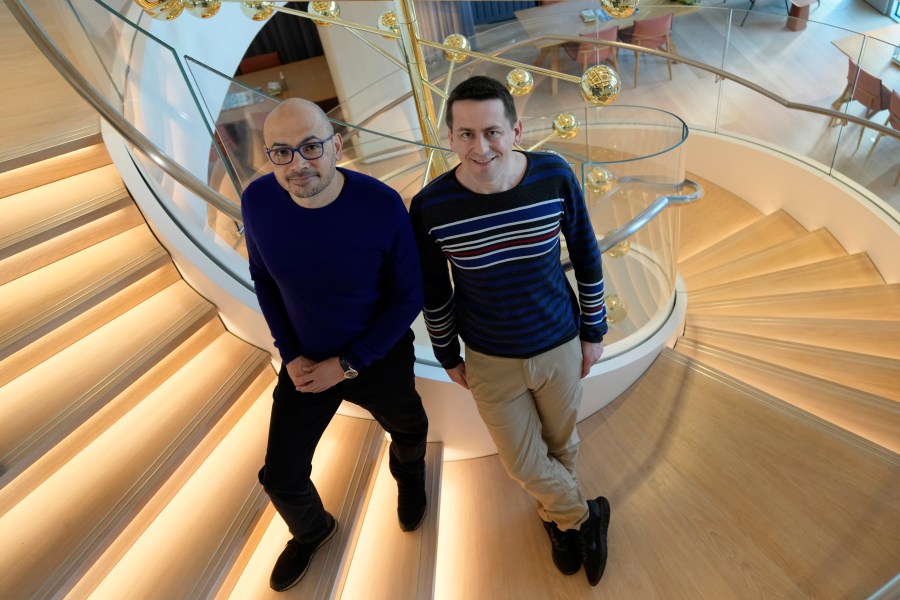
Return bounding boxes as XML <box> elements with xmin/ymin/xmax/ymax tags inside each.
<box><xmin>448</xmin><ymin>98</ymin><xmax>523</xmax><ymax>189</ymax></box>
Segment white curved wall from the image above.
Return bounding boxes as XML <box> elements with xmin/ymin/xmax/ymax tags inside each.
<box><xmin>687</xmin><ymin>132</ymin><xmax>900</xmax><ymax>283</ymax></box>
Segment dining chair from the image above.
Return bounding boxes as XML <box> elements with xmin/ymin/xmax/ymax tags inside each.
<box><xmin>563</xmin><ymin>26</ymin><xmax>619</xmax><ymax>72</ymax></box>
<box><xmin>837</xmin><ymin>60</ymin><xmax>891</xmax><ymax>149</ymax></box>
<box><xmin>866</xmin><ymin>89</ymin><xmax>900</xmax><ymax>185</ymax></box>
<box><xmin>618</xmin><ymin>14</ymin><xmax>676</xmax><ymax>88</ymax></box>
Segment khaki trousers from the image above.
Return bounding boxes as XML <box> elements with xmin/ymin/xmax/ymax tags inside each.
<box><xmin>466</xmin><ymin>337</ymin><xmax>588</xmax><ymax>531</ymax></box>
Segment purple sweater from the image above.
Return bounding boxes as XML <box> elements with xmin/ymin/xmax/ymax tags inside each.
<box><xmin>241</xmin><ymin>168</ymin><xmax>423</xmax><ymax>369</ymax></box>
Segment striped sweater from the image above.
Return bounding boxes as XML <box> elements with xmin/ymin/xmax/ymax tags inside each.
<box><xmin>409</xmin><ymin>151</ymin><xmax>607</xmax><ymax>369</ymax></box>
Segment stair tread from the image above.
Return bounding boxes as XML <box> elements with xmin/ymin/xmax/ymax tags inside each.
<box><xmin>0</xmin><ymin>333</ymin><xmax>268</xmax><ymax>599</ymax></box>
<box><xmin>0</xmin><ymin>202</ymin><xmax>144</xmax><ymax>286</ymax></box>
<box><xmin>341</xmin><ymin>442</ymin><xmax>443</xmax><ymax>600</ymax></box>
<box><xmin>676</xmin><ymin>176</ymin><xmax>764</xmax><ymax>263</ymax></box>
<box><xmin>70</xmin><ymin>370</ymin><xmax>276</xmax><ymax>599</ymax></box>
<box><xmin>0</xmin><ymin>163</ymin><xmax>126</xmax><ymax>242</ymax></box>
<box><xmin>679</xmin><ymin>210</ymin><xmax>806</xmax><ymax>277</ymax></box>
<box><xmin>689</xmin><ymin>253</ymin><xmax>884</xmax><ymax>302</ymax></box>
<box><xmin>685</xmin><ymin>228</ymin><xmax>847</xmax><ymax>289</ymax></box>
<box><xmin>685</xmin><ymin>315</ymin><xmax>900</xmax><ymax>359</ymax></box>
<box><xmin>681</xmin><ymin>326</ymin><xmax>900</xmax><ymax>400</ymax></box>
<box><xmin>674</xmin><ymin>338</ymin><xmax>900</xmax><ymax>453</ymax></box>
<box><xmin>0</xmin><ymin>144</ymin><xmax>112</xmax><ymax>199</ymax></box>
<box><xmin>688</xmin><ymin>283</ymin><xmax>900</xmax><ymax>319</ymax></box>
<box><xmin>225</xmin><ymin>416</ymin><xmax>385</xmax><ymax>599</ymax></box>
<box><xmin>0</xmin><ymin>225</ymin><xmax>171</xmax><ymax>351</ymax></box>
<box><xmin>0</xmin><ymin>281</ymin><xmax>218</xmax><ymax>492</ymax></box>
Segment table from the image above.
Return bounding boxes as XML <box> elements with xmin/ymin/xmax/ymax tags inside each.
<box><xmin>513</xmin><ymin>0</ymin><xmax>690</xmax><ymax>95</ymax></box>
<box><xmin>234</xmin><ymin>55</ymin><xmax>338</xmax><ymax>109</ymax></box>
<box><xmin>830</xmin><ymin>24</ymin><xmax>900</xmax><ymax>109</ymax></box>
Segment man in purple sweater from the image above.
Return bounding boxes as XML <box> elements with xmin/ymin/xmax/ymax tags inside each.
<box><xmin>241</xmin><ymin>98</ymin><xmax>428</xmax><ymax>592</ymax></box>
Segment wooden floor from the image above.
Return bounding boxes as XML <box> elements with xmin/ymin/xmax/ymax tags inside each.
<box><xmin>438</xmin><ymin>349</ymin><xmax>900</xmax><ymax>599</ymax></box>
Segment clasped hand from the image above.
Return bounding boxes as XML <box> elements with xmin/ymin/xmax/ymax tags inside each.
<box><xmin>285</xmin><ymin>355</ymin><xmax>344</xmax><ymax>393</ymax></box>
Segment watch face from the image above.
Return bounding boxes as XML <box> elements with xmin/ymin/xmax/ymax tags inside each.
<box><xmin>344</xmin><ymin>368</ymin><xmax>358</xmax><ymax>379</ymax></box>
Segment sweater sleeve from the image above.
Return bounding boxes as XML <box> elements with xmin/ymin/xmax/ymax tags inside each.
<box><xmin>409</xmin><ymin>196</ymin><xmax>463</xmax><ymax>369</ymax></box>
<box><xmin>561</xmin><ymin>169</ymin><xmax>608</xmax><ymax>342</ymax></box>
<box><xmin>342</xmin><ymin>195</ymin><xmax>424</xmax><ymax>369</ymax></box>
<box><xmin>243</xmin><ymin>194</ymin><xmax>304</xmax><ymax>365</ymax></box>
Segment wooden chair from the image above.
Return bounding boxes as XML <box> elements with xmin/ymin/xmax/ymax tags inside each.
<box><xmin>563</xmin><ymin>26</ymin><xmax>619</xmax><ymax>72</ymax></box>
<box><xmin>837</xmin><ymin>60</ymin><xmax>891</xmax><ymax>149</ymax></box>
<box><xmin>866</xmin><ymin>90</ymin><xmax>900</xmax><ymax>185</ymax></box>
<box><xmin>238</xmin><ymin>51</ymin><xmax>281</xmax><ymax>75</ymax></box>
<box><xmin>618</xmin><ymin>14</ymin><xmax>676</xmax><ymax>88</ymax></box>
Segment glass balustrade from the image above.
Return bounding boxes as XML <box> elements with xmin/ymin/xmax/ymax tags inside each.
<box><xmin>13</xmin><ymin>0</ymin><xmax>899</xmax><ymax>368</ymax></box>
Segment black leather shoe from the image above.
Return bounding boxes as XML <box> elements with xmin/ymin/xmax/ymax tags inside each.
<box><xmin>542</xmin><ymin>520</ymin><xmax>581</xmax><ymax>575</ymax></box>
<box><xmin>398</xmin><ymin>485</ymin><xmax>427</xmax><ymax>532</ymax></box>
<box><xmin>269</xmin><ymin>513</ymin><xmax>337</xmax><ymax>592</ymax></box>
<box><xmin>579</xmin><ymin>496</ymin><xmax>611</xmax><ymax>586</ymax></box>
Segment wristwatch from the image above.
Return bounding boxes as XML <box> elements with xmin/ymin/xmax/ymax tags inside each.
<box><xmin>339</xmin><ymin>355</ymin><xmax>358</xmax><ymax>379</ymax></box>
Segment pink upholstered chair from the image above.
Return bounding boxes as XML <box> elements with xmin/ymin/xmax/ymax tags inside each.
<box><xmin>618</xmin><ymin>13</ymin><xmax>676</xmax><ymax>88</ymax></box>
<box><xmin>866</xmin><ymin>90</ymin><xmax>900</xmax><ymax>185</ymax></box>
<box><xmin>563</xmin><ymin>26</ymin><xmax>619</xmax><ymax>72</ymax></box>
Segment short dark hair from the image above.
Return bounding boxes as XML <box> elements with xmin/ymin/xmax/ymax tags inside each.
<box><xmin>445</xmin><ymin>75</ymin><xmax>518</xmax><ymax>130</ymax></box>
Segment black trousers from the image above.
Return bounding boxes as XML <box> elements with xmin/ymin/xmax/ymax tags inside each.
<box><xmin>258</xmin><ymin>330</ymin><xmax>428</xmax><ymax>541</ymax></box>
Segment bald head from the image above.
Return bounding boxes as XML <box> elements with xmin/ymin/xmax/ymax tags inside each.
<box><xmin>263</xmin><ymin>98</ymin><xmax>344</xmax><ymax>208</ymax></box>
<box><xmin>264</xmin><ymin>98</ymin><xmax>333</xmax><ymax>146</ymax></box>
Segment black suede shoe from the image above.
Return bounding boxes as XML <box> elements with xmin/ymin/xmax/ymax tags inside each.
<box><xmin>269</xmin><ymin>513</ymin><xmax>338</xmax><ymax>592</ymax></box>
<box><xmin>542</xmin><ymin>520</ymin><xmax>581</xmax><ymax>575</ymax></box>
<box><xmin>579</xmin><ymin>496</ymin><xmax>611</xmax><ymax>586</ymax></box>
<box><xmin>397</xmin><ymin>485</ymin><xmax>427</xmax><ymax>532</ymax></box>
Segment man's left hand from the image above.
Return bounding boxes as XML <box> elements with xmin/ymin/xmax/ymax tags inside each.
<box><xmin>581</xmin><ymin>340</ymin><xmax>604</xmax><ymax>378</ymax></box>
<box><xmin>297</xmin><ymin>357</ymin><xmax>345</xmax><ymax>393</ymax></box>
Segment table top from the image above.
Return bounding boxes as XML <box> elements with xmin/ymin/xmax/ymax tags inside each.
<box><xmin>831</xmin><ymin>24</ymin><xmax>900</xmax><ymax>78</ymax></box>
<box><xmin>234</xmin><ymin>55</ymin><xmax>337</xmax><ymax>104</ymax></box>
<box><xmin>514</xmin><ymin>0</ymin><xmax>691</xmax><ymax>49</ymax></box>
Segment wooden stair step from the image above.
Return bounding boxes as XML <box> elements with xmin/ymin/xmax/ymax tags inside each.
<box><xmin>676</xmin><ymin>175</ymin><xmax>764</xmax><ymax>263</ymax></box>
<box><xmin>341</xmin><ymin>441</ymin><xmax>443</xmax><ymax>600</ymax></box>
<box><xmin>0</xmin><ymin>225</ymin><xmax>178</xmax><ymax>361</ymax></box>
<box><xmin>674</xmin><ymin>338</ymin><xmax>900</xmax><ymax>453</ymax></box>
<box><xmin>0</xmin><ymin>202</ymin><xmax>144</xmax><ymax>286</ymax></box>
<box><xmin>684</xmin><ymin>228</ymin><xmax>847</xmax><ymax>290</ymax></box>
<box><xmin>686</xmin><ymin>284</ymin><xmax>900</xmax><ymax>320</ymax></box>
<box><xmin>224</xmin><ymin>415</ymin><xmax>386</xmax><ymax>599</ymax></box>
<box><xmin>0</xmin><ymin>144</ymin><xmax>112</xmax><ymax>200</ymax></box>
<box><xmin>0</xmin><ymin>281</ymin><xmax>221</xmax><ymax>512</ymax></box>
<box><xmin>685</xmin><ymin>315</ymin><xmax>900</xmax><ymax>359</ymax></box>
<box><xmin>681</xmin><ymin>325</ymin><xmax>900</xmax><ymax>400</ymax></box>
<box><xmin>689</xmin><ymin>254</ymin><xmax>884</xmax><ymax>303</ymax></box>
<box><xmin>67</xmin><ymin>370</ymin><xmax>276</xmax><ymax>599</ymax></box>
<box><xmin>0</xmin><ymin>163</ymin><xmax>128</xmax><ymax>258</ymax></box>
<box><xmin>0</xmin><ymin>333</ymin><xmax>269</xmax><ymax>599</ymax></box>
<box><xmin>679</xmin><ymin>210</ymin><xmax>807</xmax><ymax>278</ymax></box>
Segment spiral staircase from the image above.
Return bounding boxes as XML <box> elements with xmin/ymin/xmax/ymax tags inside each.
<box><xmin>0</xmin><ymin>134</ymin><xmax>897</xmax><ymax>598</ymax></box>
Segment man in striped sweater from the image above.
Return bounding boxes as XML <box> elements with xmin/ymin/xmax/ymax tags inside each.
<box><xmin>410</xmin><ymin>76</ymin><xmax>611</xmax><ymax>586</ymax></box>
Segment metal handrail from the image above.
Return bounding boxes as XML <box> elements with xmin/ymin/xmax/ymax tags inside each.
<box><xmin>4</xmin><ymin>0</ymin><xmax>243</xmax><ymax>223</ymax></box>
<box><xmin>562</xmin><ymin>178</ymin><xmax>704</xmax><ymax>271</ymax></box>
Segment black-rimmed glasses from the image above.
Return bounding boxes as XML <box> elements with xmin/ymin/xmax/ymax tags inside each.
<box><xmin>265</xmin><ymin>133</ymin><xmax>336</xmax><ymax>165</ymax></box>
